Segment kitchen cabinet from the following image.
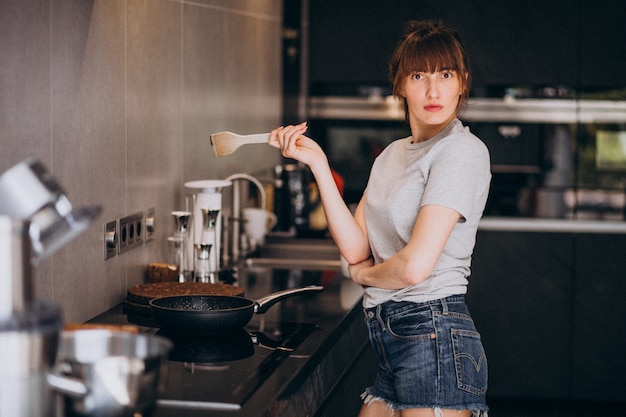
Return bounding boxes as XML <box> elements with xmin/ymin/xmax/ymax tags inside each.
<box><xmin>466</xmin><ymin>221</ymin><xmax>626</xmax><ymax>402</ymax></box>
<box><xmin>579</xmin><ymin>1</ymin><xmax>626</xmax><ymax>90</ymax></box>
<box><xmin>467</xmin><ymin>231</ymin><xmax>574</xmax><ymax>399</ymax></box>
<box><xmin>313</xmin><ymin>345</ymin><xmax>378</xmax><ymax>417</ymax></box>
<box><xmin>307</xmin><ymin>0</ymin><xmax>626</xmax><ymax>95</ymax></box>
<box><xmin>571</xmin><ymin>234</ymin><xmax>626</xmax><ymax>401</ymax></box>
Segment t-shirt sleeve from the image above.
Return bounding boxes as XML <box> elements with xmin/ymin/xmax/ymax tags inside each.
<box><xmin>420</xmin><ymin>136</ymin><xmax>491</xmax><ymax>221</ymax></box>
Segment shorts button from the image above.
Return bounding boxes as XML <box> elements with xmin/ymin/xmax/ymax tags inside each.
<box><xmin>367</xmin><ymin>311</ymin><xmax>375</xmax><ymax>318</ymax></box>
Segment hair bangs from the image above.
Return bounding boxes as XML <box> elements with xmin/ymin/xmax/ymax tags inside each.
<box><xmin>399</xmin><ymin>34</ymin><xmax>463</xmax><ymax>77</ymax></box>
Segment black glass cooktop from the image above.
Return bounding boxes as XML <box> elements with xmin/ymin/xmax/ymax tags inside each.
<box><xmin>113</xmin><ymin>263</ymin><xmax>352</xmax><ymax>414</ymax></box>
<box><xmin>155</xmin><ymin>320</ymin><xmax>317</xmax><ymax>411</ymax></box>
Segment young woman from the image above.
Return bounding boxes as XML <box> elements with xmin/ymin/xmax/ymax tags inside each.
<box><xmin>269</xmin><ymin>20</ymin><xmax>491</xmax><ymax>417</ymax></box>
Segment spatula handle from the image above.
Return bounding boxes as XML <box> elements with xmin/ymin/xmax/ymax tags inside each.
<box><xmin>240</xmin><ymin>133</ymin><xmax>270</xmax><ymax>144</ymax></box>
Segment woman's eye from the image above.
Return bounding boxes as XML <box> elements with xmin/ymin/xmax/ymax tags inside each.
<box><xmin>411</xmin><ymin>73</ymin><xmax>423</xmax><ymax>80</ymax></box>
<box><xmin>442</xmin><ymin>71</ymin><xmax>455</xmax><ymax>79</ymax></box>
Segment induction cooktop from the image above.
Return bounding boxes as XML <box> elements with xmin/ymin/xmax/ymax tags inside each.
<box><xmin>155</xmin><ymin>320</ymin><xmax>317</xmax><ymax>411</ymax></box>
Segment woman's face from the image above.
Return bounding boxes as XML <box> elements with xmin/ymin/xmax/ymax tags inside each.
<box><xmin>400</xmin><ymin>69</ymin><xmax>464</xmax><ymax>141</ymax></box>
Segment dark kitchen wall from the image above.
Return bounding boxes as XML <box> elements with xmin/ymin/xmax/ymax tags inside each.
<box><xmin>0</xmin><ymin>0</ymin><xmax>283</xmax><ymax>323</ymax></box>
<box><xmin>308</xmin><ymin>0</ymin><xmax>626</xmax><ymax>96</ymax></box>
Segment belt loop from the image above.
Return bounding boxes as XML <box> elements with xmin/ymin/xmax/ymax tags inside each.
<box><xmin>441</xmin><ymin>297</ymin><xmax>449</xmax><ymax>315</ymax></box>
<box><xmin>375</xmin><ymin>304</ymin><xmax>386</xmax><ymax>330</ymax></box>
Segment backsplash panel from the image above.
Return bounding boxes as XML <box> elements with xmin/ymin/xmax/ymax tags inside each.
<box><xmin>0</xmin><ymin>0</ymin><xmax>283</xmax><ymax>322</ymax></box>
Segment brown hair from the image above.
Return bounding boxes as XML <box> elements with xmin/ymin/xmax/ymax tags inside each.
<box><xmin>389</xmin><ymin>20</ymin><xmax>471</xmax><ymax>122</ymax></box>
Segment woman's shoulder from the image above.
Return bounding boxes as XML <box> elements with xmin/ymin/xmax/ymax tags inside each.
<box><xmin>375</xmin><ymin>135</ymin><xmax>411</xmax><ymax>158</ymax></box>
<box><xmin>440</xmin><ymin>121</ymin><xmax>489</xmax><ymax>156</ymax></box>
<box><xmin>429</xmin><ymin>123</ymin><xmax>490</xmax><ymax>173</ymax></box>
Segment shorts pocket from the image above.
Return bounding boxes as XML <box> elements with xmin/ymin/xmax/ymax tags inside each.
<box><xmin>386</xmin><ymin>308</ymin><xmax>435</xmax><ymax>341</ymax></box>
<box><xmin>451</xmin><ymin>328</ymin><xmax>488</xmax><ymax>395</ymax></box>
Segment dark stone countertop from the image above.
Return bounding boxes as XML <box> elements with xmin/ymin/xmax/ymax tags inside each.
<box><xmin>88</xmin><ymin>263</ymin><xmax>370</xmax><ymax>417</ymax></box>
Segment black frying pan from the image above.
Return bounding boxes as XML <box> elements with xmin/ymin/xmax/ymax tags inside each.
<box><xmin>149</xmin><ymin>285</ymin><xmax>323</xmax><ymax>333</ymax></box>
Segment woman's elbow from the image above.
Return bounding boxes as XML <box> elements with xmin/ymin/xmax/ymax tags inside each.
<box><xmin>341</xmin><ymin>249</ymin><xmax>371</xmax><ymax>265</ymax></box>
<box><xmin>399</xmin><ymin>259</ymin><xmax>433</xmax><ymax>286</ymax></box>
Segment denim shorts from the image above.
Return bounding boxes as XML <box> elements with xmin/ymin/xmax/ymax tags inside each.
<box><xmin>363</xmin><ymin>295</ymin><xmax>489</xmax><ymax>414</ymax></box>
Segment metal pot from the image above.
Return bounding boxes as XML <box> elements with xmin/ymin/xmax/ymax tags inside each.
<box><xmin>0</xmin><ymin>300</ymin><xmax>62</xmax><ymax>417</ymax></box>
<box><xmin>149</xmin><ymin>285</ymin><xmax>323</xmax><ymax>334</ymax></box>
<box><xmin>47</xmin><ymin>330</ymin><xmax>172</xmax><ymax>417</ymax></box>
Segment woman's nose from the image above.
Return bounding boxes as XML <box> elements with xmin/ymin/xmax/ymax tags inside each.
<box><xmin>426</xmin><ymin>80</ymin><xmax>440</xmax><ymax>98</ymax></box>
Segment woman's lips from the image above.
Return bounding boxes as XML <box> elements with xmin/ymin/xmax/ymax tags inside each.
<box><xmin>424</xmin><ymin>104</ymin><xmax>443</xmax><ymax>111</ymax></box>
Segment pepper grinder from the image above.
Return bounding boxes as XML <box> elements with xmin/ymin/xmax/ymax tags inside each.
<box><xmin>171</xmin><ymin>211</ymin><xmax>192</xmax><ymax>282</ymax></box>
<box><xmin>200</xmin><ymin>207</ymin><xmax>220</xmax><ymax>282</ymax></box>
<box><xmin>194</xmin><ymin>243</ymin><xmax>212</xmax><ymax>283</ymax></box>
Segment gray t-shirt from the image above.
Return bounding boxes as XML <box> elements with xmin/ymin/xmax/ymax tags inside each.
<box><xmin>362</xmin><ymin>119</ymin><xmax>491</xmax><ymax>308</ymax></box>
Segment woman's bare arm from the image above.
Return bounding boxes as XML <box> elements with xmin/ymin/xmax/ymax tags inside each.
<box><xmin>268</xmin><ymin>124</ymin><xmax>371</xmax><ymax>263</ymax></box>
<box><xmin>350</xmin><ymin>204</ymin><xmax>460</xmax><ymax>289</ymax></box>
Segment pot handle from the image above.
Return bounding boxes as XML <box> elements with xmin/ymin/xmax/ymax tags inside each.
<box><xmin>254</xmin><ymin>285</ymin><xmax>323</xmax><ymax>314</ymax></box>
<box><xmin>47</xmin><ymin>372</ymin><xmax>88</xmax><ymax>398</ymax></box>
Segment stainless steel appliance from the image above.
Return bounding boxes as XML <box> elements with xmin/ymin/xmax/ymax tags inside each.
<box><xmin>0</xmin><ymin>158</ymin><xmax>101</xmax><ymax>417</ymax></box>
<box><xmin>307</xmin><ymin>96</ymin><xmax>626</xmax><ymax>219</ymax></box>
<box><xmin>273</xmin><ymin>164</ymin><xmax>313</xmax><ymax>236</ymax></box>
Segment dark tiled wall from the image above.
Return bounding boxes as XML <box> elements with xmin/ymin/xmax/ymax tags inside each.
<box><xmin>0</xmin><ymin>0</ymin><xmax>283</xmax><ymax>322</ymax></box>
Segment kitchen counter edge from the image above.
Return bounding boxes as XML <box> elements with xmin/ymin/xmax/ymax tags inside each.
<box><xmin>479</xmin><ymin>217</ymin><xmax>626</xmax><ymax>233</ymax></box>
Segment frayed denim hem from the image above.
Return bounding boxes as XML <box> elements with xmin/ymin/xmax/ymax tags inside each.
<box><xmin>425</xmin><ymin>408</ymin><xmax>488</xmax><ymax>417</ymax></box>
<box><xmin>361</xmin><ymin>392</ymin><xmax>398</xmax><ymax>416</ymax></box>
<box><xmin>360</xmin><ymin>391</ymin><xmax>489</xmax><ymax>417</ymax></box>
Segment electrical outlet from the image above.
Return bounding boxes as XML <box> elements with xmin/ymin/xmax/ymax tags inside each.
<box><xmin>118</xmin><ymin>211</ymin><xmax>144</xmax><ymax>254</ymax></box>
<box><xmin>145</xmin><ymin>207</ymin><xmax>155</xmax><ymax>242</ymax></box>
<box><xmin>104</xmin><ymin>221</ymin><xmax>117</xmax><ymax>260</ymax></box>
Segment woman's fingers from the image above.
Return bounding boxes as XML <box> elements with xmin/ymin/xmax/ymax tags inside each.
<box><xmin>268</xmin><ymin>123</ymin><xmax>308</xmax><ymax>156</ymax></box>
<box><xmin>268</xmin><ymin>126</ymin><xmax>284</xmax><ymax>147</ymax></box>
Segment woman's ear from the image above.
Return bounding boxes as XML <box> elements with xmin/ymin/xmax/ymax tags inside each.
<box><xmin>459</xmin><ymin>72</ymin><xmax>469</xmax><ymax>96</ymax></box>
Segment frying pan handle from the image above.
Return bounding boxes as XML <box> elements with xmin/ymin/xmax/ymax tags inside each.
<box><xmin>254</xmin><ymin>285</ymin><xmax>323</xmax><ymax>314</ymax></box>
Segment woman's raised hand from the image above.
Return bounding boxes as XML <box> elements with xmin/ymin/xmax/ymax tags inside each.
<box><xmin>268</xmin><ymin>122</ymin><xmax>326</xmax><ymax>169</ymax></box>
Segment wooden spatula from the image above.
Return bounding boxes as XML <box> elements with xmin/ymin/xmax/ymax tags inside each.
<box><xmin>209</xmin><ymin>131</ymin><xmax>270</xmax><ymax>157</ymax></box>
